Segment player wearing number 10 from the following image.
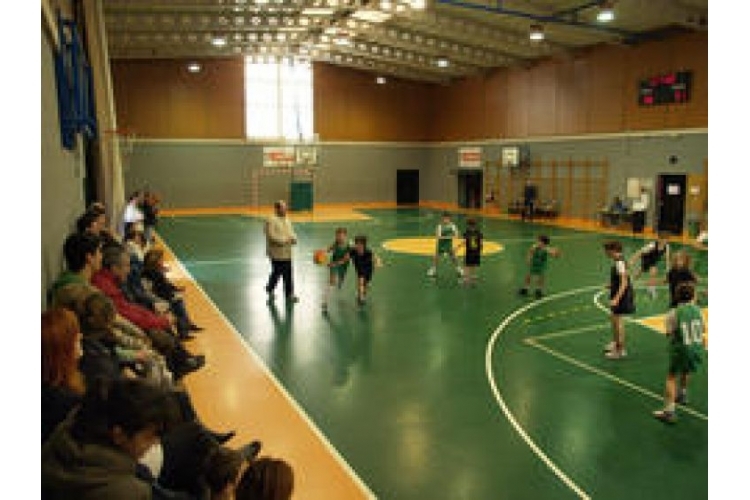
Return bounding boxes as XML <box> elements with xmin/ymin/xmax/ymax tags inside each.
<box><xmin>653</xmin><ymin>282</ymin><xmax>705</xmax><ymax>424</ymax></box>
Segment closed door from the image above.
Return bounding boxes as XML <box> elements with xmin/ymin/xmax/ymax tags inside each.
<box><xmin>397</xmin><ymin>170</ymin><xmax>419</xmax><ymax>205</ymax></box>
<box><xmin>458</xmin><ymin>171</ymin><xmax>483</xmax><ymax>209</ymax></box>
<box><xmin>656</xmin><ymin>174</ymin><xmax>687</xmax><ymax>234</ymax></box>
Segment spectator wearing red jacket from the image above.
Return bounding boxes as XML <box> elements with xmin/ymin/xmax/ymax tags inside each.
<box><xmin>92</xmin><ymin>245</ymin><xmax>204</xmax><ymax>379</ymax></box>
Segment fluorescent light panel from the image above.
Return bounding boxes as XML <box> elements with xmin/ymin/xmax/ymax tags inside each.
<box><xmin>351</xmin><ymin>9</ymin><xmax>392</xmax><ymax>23</ymax></box>
<box><xmin>301</xmin><ymin>7</ymin><xmax>335</xmax><ymax>15</ymax></box>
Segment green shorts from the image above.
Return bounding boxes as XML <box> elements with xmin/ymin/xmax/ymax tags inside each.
<box><xmin>436</xmin><ymin>240</ymin><xmax>455</xmax><ymax>256</ymax></box>
<box><xmin>529</xmin><ymin>265</ymin><xmax>547</xmax><ymax>276</ymax></box>
<box><xmin>330</xmin><ymin>263</ymin><xmax>349</xmax><ymax>281</ymax></box>
<box><xmin>668</xmin><ymin>344</ymin><xmax>703</xmax><ymax>375</ymax></box>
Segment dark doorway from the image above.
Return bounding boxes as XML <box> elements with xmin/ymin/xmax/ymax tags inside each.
<box><xmin>396</xmin><ymin>169</ymin><xmax>420</xmax><ymax>205</ymax></box>
<box><xmin>656</xmin><ymin>174</ymin><xmax>687</xmax><ymax>235</ymax></box>
<box><xmin>458</xmin><ymin>171</ymin><xmax>483</xmax><ymax>209</ymax></box>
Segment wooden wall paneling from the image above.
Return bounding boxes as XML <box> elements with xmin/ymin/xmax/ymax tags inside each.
<box><xmin>526</xmin><ymin>60</ymin><xmax>558</xmax><ymax>136</ymax></box>
<box><xmin>484</xmin><ymin>69</ymin><xmax>508</xmax><ymax>139</ymax></box>
<box><xmin>586</xmin><ymin>45</ymin><xmax>626</xmax><ymax>133</ymax></box>
<box><xmin>505</xmin><ymin>68</ymin><xmax>530</xmax><ymax>138</ymax></box>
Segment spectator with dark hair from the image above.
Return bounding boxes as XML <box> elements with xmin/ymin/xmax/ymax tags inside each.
<box><xmin>48</xmin><ymin>232</ymin><xmax>103</xmax><ymax>305</ymax></box>
<box><xmin>78</xmin><ymin>205</ymin><xmax>121</xmax><ymax>248</ymax></box>
<box><xmin>92</xmin><ymin>245</ymin><xmax>205</xmax><ymax>378</ymax></box>
<box><xmin>42</xmin><ymin>379</ymin><xmax>181</xmax><ymax>500</ymax></box>
<box><xmin>142</xmin><ymin>191</ymin><xmax>161</xmax><ymax>244</ymax></box>
<box><xmin>123</xmin><ymin>226</ymin><xmax>172</xmax><ymax>317</ymax></box>
<box><xmin>235</xmin><ymin>458</ymin><xmax>294</xmax><ymax>500</ymax></box>
<box><xmin>42</xmin><ymin>308</ymin><xmax>86</xmax><ymax>443</ymax></box>
<box><xmin>142</xmin><ymin>248</ymin><xmax>203</xmax><ymax>333</ymax></box>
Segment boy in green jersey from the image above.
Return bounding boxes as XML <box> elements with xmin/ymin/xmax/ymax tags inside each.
<box><xmin>322</xmin><ymin>227</ymin><xmax>352</xmax><ymax>313</ymax></box>
<box><xmin>518</xmin><ymin>235</ymin><xmax>559</xmax><ymax>298</ymax></box>
<box><xmin>653</xmin><ymin>282</ymin><xmax>705</xmax><ymax>423</ymax></box>
<box><xmin>427</xmin><ymin>212</ymin><xmax>463</xmax><ymax>280</ymax></box>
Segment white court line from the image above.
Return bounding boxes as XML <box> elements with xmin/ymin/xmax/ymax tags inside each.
<box><xmin>157</xmin><ymin>234</ymin><xmax>378</xmax><ymax>499</ymax></box>
<box><xmin>527</xmin><ymin>323</ymin><xmax>609</xmax><ymax>342</ymax></box>
<box><xmin>487</xmin><ymin>285</ymin><xmax>603</xmax><ymax>500</ymax></box>
<box><xmin>524</xmin><ymin>338</ymin><xmax>708</xmax><ymax>422</ymax></box>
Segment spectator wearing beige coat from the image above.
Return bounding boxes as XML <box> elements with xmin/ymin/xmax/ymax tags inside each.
<box><xmin>264</xmin><ymin>201</ymin><xmax>298</xmax><ymax>303</ymax></box>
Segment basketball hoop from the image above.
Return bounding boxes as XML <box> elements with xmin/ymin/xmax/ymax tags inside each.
<box><xmin>104</xmin><ymin>129</ymin><xmax>137</xmax><ymax>171</ymax></box>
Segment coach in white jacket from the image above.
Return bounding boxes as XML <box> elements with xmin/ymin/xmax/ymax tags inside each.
<box><xmin>264</xmin><ymin>200</ymin><xmax>298</xmax><ymax>303</ymax></box>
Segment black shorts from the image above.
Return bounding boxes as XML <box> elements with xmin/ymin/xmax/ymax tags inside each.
<box><xmin>611</xmin><ymin>293</ymin><xmax>635</xmax><ymax>315</ymax></box>
<box><xmin>356</xmin><ymin>270</ymin><xmax>372</xmax><ymax>284</ymax></box>
<box><xmin>465</xmin><ymin>252</ymin><xmax>481</xmax><ymax>267</ymax></box>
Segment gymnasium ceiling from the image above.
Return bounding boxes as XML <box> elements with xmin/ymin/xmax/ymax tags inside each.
<box><xmin>104</xmin><ymin>0</ymin><xmax>708</xmax><ymax>83</ymax></box>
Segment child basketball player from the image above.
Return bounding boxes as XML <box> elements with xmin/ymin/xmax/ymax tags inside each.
<box><xmin>518</xmin><ymin>235</ymin><xmax>559</xmax><ymax>298</ymax></box>
<box><xmin>427</xmin><ymin>212</ymin><xmax>463</xmax><ymax>279</ymax></box>
<box><xmin>653</xmin><ymin>282</ymin><xmax>705</xmax><ymax>423</ymax></box>
<box><xmin>603</xmin><ymin>240</ymin><xmax>635</xmax><ymax>359</ymax></box>
<box><xmin>629</xmin><ymin>232</ymin><xmax>670</xmax><ymax>299</ymax></box>
<box><xmin>455</xmin><ymin>218</ymin><xmax>483</xmax><ymax>286</ymax></box>
<box><xmin>349</xmin><ymin>235</ymin><xmax>375</xmax><ymax>306</ymax></box>
<box><xmin>665</xmin><ymin>250</ymin><xmax>699</xmax><ymax>309</ymax></box>
<box><xmin>322</xmin><ymin>227</ymin><xmax>352</xmax><ymax>313</ymax></box>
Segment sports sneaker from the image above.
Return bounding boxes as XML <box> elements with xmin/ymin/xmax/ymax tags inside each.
<box><xmin>605</xmin><ymin>349</ymin><xmax>627</xmax><ymax>359</ymax></box>
<box><xmin>653</xmin><ymin>409</ymin><xmax>677</xmax><ymax>424</ymax></box>
<box><xmin>518</xmin><ymin>288</ymin><xmax>529</xmax><ymax>297</ymax></box>
<box><xmin>457</xmin><ymin>267</ymin><xmax>464</xmax><ymax>277</ymax></box>
<box><xmin>427</xmin><ymin>267</ymin><xmax>436</xmax><ymax>277</ymax></box>
<box><xmin>534</xmin><ymin>289</ymin><xmax>543</xmax><ymax>299</ymax></box>
<box><xmin>603</xmin><ymin>341</ymin><xmax>617</xmax><ymax>352</ymax></box>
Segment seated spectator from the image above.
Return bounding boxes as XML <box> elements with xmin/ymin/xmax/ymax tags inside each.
<box><xmin>48</xmin><ymin>232</ymin><xmax>103</xmax><ymax>306</ymax></box>
<box><xmin>42</xmin><ymin>378</ymin><xmax>180</xmax><ymax>500</ymax></box>
<box><xmin>142</xmin><ymin>191</ymin><xmax>161</xmax><ymax>244</ymax></box>
<box><xmin>42</xmin><ymin>308</ymin><xmax>86</xmax><ymax>443</ymax></box>
<box><xmin>123</xmin><ymin>191</ymin><xmax>146</xmax><ymax>237</ymax></box>
<box><xmin>235</xmin><ymin>458</ymin><xmax>294</xmax><ymax>500</ymax></box>
<box><xmin>123</xmin><ymin>226</ymin><xmax>171</xmax><ymax>315</ymax></box>
<box><xmin>610</xmin><ymin>196</ymin><xmax>626</xmax><ymax>213</ymax></box>
<box><xmin>143</xmin><ymin>248</ymin><xmax>203</xmax><ymax>333</ymax></box>
<box><xmin>78</xmin><ymin>204</ymin><xmax>121</xmax><ymax>248</ymax></box>
<box><xmin>91</xmin><ymin>245</ymin><xmax>205</xmax><ymax>378</ymax></box>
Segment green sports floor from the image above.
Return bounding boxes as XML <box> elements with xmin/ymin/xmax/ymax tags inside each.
<box><xmin>158</xmin><ymin>208</ymin><xmax>708</xmax><ymax>500</ymax></box>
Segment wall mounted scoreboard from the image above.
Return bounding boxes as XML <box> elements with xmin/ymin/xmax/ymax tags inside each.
<box><xmin>638</xmin><ymin>71</ymin><xmax>692</xmax><ymax>106</ymax></box>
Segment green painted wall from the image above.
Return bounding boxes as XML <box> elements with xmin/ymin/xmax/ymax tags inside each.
<box><xmin>125</xmin><ymin>133</ymin><xmax>706</xmax><ymax>222</ymax></box>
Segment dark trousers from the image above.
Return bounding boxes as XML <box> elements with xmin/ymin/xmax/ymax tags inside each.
<box><xmin>632</xmin><ymin>210</ymin><xmax>646</xmax><ymax>233</ymax></box>
<box><xmin>266</xmin><ymin>259</ymin><xmax>294</xmax><ymax>297</ymax></box>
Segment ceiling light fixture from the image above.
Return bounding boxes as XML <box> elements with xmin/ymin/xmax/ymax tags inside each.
<box><xmin>436</xmin><ymin>57</ymin><xmax>449</xmax><ymax>68</ymax></box>
<box><xmin>352</xmin><ymin>9</ymin><xmax>392</xmax><ymax>23</ymax></box>
<box><xmin>596</xmin><ymin>1</ymin><xmax>615</xmax><ymax>23</ymax></box>
<box><xmin>211</xmin><ymin>36</ymin><xmax>227</xmax><ymax>47</ymax></box>
<box><xmin>376</xmin><ymin>76</ymin><xmax>386</xmax><ymax>84</ymax></box>
<box><xmin>529</xmin><ymin>23</ymin><xmax>544</xmax><ymax>41</ymax></box>
<box><xmin>187</xmin><ymin>62</ymin><xmax>202</xmax><ymax>73</ymax></box>
<box><xmin>301</xmin><ymin>7</ymin><xmax>335</xmax><ymax>15</ymax></box>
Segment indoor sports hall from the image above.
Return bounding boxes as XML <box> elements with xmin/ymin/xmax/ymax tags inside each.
<box><xmin>41</xmin><ymin>1</ymin><xmax>714</xmax><ymax>499</ymax></box>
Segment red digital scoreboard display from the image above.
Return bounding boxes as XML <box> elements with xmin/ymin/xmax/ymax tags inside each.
<box><xmin>638</xmin><ymin>71</ymin><xmax>692</xmax><ymax>106</ymax></box>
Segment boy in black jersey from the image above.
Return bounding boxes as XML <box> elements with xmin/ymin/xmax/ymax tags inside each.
<box><xmin>665</xmin><ymin>250</ymin><xmax>699</xmax><ymax>308</ymax></box>
<box><xmin>349</xmin><ymin>235</ymin><xmax>375</xmax><ymax>306</ymax></box>
<box><xmin>629</xmin><ymin>233</ymin><xmax>670</xmax><ymax>299</ymax></box>
<box><xmin>455</xmin><ymin>218</ymin><xmax>483</xmax><ymax>286</ymax></box>
<box><xmin>604</xmin><ymin>240</ymin><xmax>635</xmax><ymax>359</ymax></box>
